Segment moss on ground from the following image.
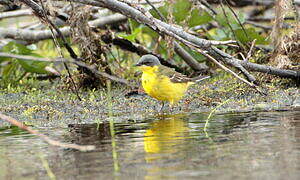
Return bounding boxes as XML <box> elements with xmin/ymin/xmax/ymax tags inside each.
<box><xmin>0</xmin><ymin>73</ymin><xmax>299</xmax><ymax>127</ymax></box>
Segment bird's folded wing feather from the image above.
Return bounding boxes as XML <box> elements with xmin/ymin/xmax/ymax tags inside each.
<box><xmin>158</xmin><ymin>65</ymin><xmax>192</xmax><ymax>83</ymax></box>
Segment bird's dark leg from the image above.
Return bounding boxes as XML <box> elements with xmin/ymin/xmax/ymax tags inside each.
<box><xmin>159</xmin><ymin>102</ymin><xmax>165</xmax><ymax>112</ymax></box>
<box><xmin>169</xmin><ymin>103</ymin><xmax>174</xmax><ymax>111</ymax></box>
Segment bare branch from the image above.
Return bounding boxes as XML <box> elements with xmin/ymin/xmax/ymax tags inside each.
<box><xmin>245</xmin><ymin>39</ymin><xmax>257</xmax><ymax>61</ymax></box>
<box><xmin>245</xmin><ymin>20</ymin><xmax>272</xmax><ymax>30</ymax></box>
<box><xmin>0</xmin><ymin>9</ymin><xmax>32</xmax><ymax>19</ymax></box>
<box><xmin>0</xmin><ymin>52</ymin><xmax>64</xmax><ymax>62</ymax></box>
<box><xmin>0</xmin><ymin>14</ymin><xmax>126</xmax><ymax>41</ymax></box>
<box><xmin>247</xmin><ymin>16</ymin><xmax>296</xmax><ymax>22</ymax></box>
<box><xmin>239</xmin><ymin>60</ymin><xmax>300</xmax><ymax>79</ymax></box>
<box><xmin>0</xmin><ymin>112</ymin><xmax>95</xmax><ymax>152</ymax></box>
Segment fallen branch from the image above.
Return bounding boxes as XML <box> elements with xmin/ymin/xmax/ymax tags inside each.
<box><xmin>0</xmin><ymin>9</ymin><xmax>32</xmax><ymax>19</ymax></box>
<box><xmin>245</xmin><ymin>20</ymin><xmax>272</xmax><ymax>30</ymax></box>
<box><xmin>245</xmin><ymin>21</ymin><xmax>294</xmax><ymax>31</ymax></box>
<box><xmin>247</xmin><ymin>16</ymin><xmax>296</xmax><ymax>22</ymax></box>
<box><xmin>0</xmin><ymin>113</ymin><xmax>95</xmax><ymax>152</ymax></box>
<box><xmin>239</xmin><ymin>60</ymin><xmax>300</xmax><ymax>79</ymax></box>
<box><xmin>0</xmin><ymin>52</ymin><xmax>64</xmax><ymax>62</ymax></box>
<box><xmin>0</xmin><ymin>13</ymin><xmax>126</xmax><ymax>42</ymax></box>
<box><xmin>212</xmin><ymin>47</ymin><xmax>300</xmax><ymax>80</ymax></box>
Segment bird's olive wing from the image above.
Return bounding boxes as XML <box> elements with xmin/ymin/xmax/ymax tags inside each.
<box><xmin>158</xmin><ymin>65</ymin><xmax>191</xmax><ymax>83</ymax></box>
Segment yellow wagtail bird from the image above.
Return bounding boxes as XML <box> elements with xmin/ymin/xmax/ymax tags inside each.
<box><xmin>135</xmin><ymin>54</ymin><xmax>210</xmax><ymax>111</ymax></box>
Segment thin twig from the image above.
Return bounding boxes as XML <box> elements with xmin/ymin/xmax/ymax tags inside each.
<box><xmin>245</xmin><ymin>39</ymin><xmax>256</xmax><ymax>61</ymax></box>
<box><xmin>224</xmin><ymin>0</ymin><xmax>249</xmax><ymax>39</ymax></box>
<box><xmin>145</xmin><ymin>0</ymin><xmax>166</xmax><ymax>21</ymax></box>
<box><xmin>198</xmin><ymin>0</ymin><xmax>217</xmax><ymax>15</ymax></box>
<box><xmin>0</xmin><ymin>113</ymin><xmax>95</xmax><ymax>152</ymax></box>
<box><xmin>220</xmin><ymin>1</ymin><xmax>241</xmax><ymax>47</ymax></box>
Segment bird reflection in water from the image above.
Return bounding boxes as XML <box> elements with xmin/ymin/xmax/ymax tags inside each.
<box><xmin>143</xmin><ymin>114</ymin><xmax>191</xmax><ymax>179</ymax></box>
<box><xmin>143</xmin><ymin>113</ymin><xmax>191</xmax><ymax>161</ymax></box>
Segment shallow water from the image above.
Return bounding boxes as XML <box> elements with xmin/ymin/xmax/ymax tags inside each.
<box><xmin>0</xmin><ymin>110</ymin><xmax>300</xmax><ymax>180</ymax></box>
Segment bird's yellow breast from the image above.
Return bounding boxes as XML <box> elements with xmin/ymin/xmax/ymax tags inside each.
<box><xmin>139</xmin><ymin>66</ymin><xmax>191</xmax><ymax>105</ymax></box>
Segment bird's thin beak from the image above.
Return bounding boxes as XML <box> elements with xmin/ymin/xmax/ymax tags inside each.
<box><xmin>134</xmin><ymin>62</ymin><xmax>141</xmax><ymax>67</ymax></box>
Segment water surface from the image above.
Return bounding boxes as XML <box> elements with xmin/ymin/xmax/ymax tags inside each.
<box><xmin>0</xmin><ymin>110</ymin><xmax>299</xmax><ymax>179</ymax></box>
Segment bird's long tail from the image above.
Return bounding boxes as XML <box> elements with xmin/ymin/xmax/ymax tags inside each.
<box><xmin>190</xmin><ymin>75</ymin><xmax>210</xmax><ymax>83</ymax></box>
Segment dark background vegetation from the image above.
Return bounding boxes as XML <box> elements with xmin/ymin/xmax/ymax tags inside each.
<box><xmin>0</xmin><ymin>0</ymin><xmax>299</xmax><ymax>92</ymax></box>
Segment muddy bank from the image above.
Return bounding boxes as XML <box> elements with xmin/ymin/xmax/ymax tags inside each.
<box><xmin>0</xmin><ymin>75</ymin><xmax>299</xmax><ymax>127</ymax></box>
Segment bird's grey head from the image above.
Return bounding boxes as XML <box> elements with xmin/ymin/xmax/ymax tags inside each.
<box><xmin>135</xmin><ymin>54</ymin><xmax>161</xmax><ymax>67</ymax></box>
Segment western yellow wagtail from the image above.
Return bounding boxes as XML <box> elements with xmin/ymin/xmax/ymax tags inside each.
<box><xmin>135</xmin><ymin>54</ymin><xmax>210</xmax><ymax>111</ymax></box>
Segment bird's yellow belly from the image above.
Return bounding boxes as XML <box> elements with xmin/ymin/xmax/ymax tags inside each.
<box><xmin>142</xmin><ymin>72</ymin><xmax>189</xmax><ymax>104</ymax></box>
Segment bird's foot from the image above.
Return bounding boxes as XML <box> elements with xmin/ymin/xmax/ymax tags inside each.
<box><xmin>158</xmin><ymin>102</ymin><xmax>165</xmax><ymax>112</ymax></box>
